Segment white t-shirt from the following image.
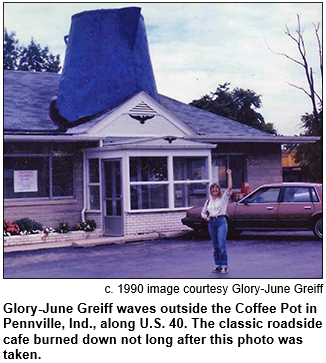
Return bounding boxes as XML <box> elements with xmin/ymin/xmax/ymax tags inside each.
<box><xmin>201</xmin><ymin>190</ymin><xmax>231</xmax><ymax>218</ymax></box>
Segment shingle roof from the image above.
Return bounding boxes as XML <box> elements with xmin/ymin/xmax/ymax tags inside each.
<box><xmin>158</xmin><ymin>94</ymin><xmax>270</xmax><ymax>137</ymax></box>
<box><xmin>4</xmin><ymin>70</ymin><xmax>60</xmax><ymax>132</ymax></box>
<box><xmin>4</xmin><ymin>70</ymin><xmax>270</xmax><ymax>138</ymax></box>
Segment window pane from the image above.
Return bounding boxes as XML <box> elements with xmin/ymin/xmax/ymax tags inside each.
<box><xmin>130</xmin><ymin>157</ymin><xmax>167</xmax><ymax>182</ymax></box>
<box><xmin>4</xmin><ymin>157</ymin><xmax>49</xmax><ymax>198</ymax></box>
<box><xmin>294</xmin><ymin>188</ymin><xmax>311</xmax><ymax>202</ymax></box>
<box><xmin>130</xmin><ymin>185</ymin><xmax>168</xmax><ymax>210</ymax></box>
<box><xmin>4</xmin><ymin>143</ymin><xmax>50</xmax><ymax>154</ymax></box>
<box><xmin>106</xmin><ymin>199</ymin><xmax>122</xmax><ymax>216</ymax></box>
<box><xmin>311</xmin><ymin>188</ymin><xmax>319</xmax><ymax>202</ymax></box>
<box><xmin>212</xmin><ymin>154</ymin><xmax>245</xmax><ymax>189</ymax></box>
<box><xmin>229</xmin><ymin>155</ymin><xmax>245</xmax><ymax>189</ymax></box>
<box><xmin>89</xmin><ymin>186</ymin><xmax>100</xmax><ymax>210</ymax></box>
<box><xmin>173</xmin><ymin>157</ymin><xmax>207</xmax><ymax>180</ymax></box>
<box><xmin>174</xmin><ymin>183</ymin><xmax>208</xmax><ymax>208</ymax></box>
<box><xmin>212</xmin><ymin>156</ymin><xmax>227</xmax><ymax>187</ymax></box>
<box><xmin>283</xmin><ymin>187</ymin><xmax>311</xmax><ymax>203</ymax></box>
<box><xmin>104</xmin><ymin>161</ymin><xmax>121</xmax><ymax>198</ymax></box>
<box><xmin>89</xmin><ymin>159</ymin><xmax>99</xmax><ymax>183</ymax></box>
<box><xmin>245</xmin><ymin>187</ymin><xmax>280</xmax><ymax>204</ymax></box>
<box><xmin>52</xmin><ymin>156</ymin><xmax>74</xmax><ymax>197</ymax></box>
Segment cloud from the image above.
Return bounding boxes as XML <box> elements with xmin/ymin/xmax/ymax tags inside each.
<box><xmin>4</xmin><ymin>2</ymin><xmax>322</xmax><ymax>135</ymax></box>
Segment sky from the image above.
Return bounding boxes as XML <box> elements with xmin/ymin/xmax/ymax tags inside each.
<box><xmin>3</xmin><ymin>2</ymin><xmax>322</xmax><ymax>135</ymax></box>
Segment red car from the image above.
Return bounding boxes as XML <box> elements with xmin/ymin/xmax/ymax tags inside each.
<box><xmin>182</xmin><ymin>183</ymin><xmax>322</xmax><ymax>239</ymax></box>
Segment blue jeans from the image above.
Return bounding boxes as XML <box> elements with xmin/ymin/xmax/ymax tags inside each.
<box><xmin>208</xmin><ymin>217</ymin><xmax>228</xmax><ymax>268</ymax></box>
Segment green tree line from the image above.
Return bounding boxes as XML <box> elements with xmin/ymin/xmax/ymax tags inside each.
<box><xmin>4</xmin><ymin>28</ymin><xmax>61</xmax><ymax>73</ymax></box>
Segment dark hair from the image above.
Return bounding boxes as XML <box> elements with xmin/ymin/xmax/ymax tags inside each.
<box><xmin>210</xmin><ymin>183</ymin><xmax>222</xmax><ymax>198</ymax></box>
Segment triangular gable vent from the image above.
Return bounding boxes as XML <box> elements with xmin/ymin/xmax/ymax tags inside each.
<box><xmin>129</xmin><ymin>101</ymin><xmax>158</xmax><ymax>116</ymax></box>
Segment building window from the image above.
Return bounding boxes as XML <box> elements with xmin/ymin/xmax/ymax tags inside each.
<box><xmin>173</xmin><ymin>157</ymin><xmax>209</xmax><ymax>208</ymax></box>
<box><xmin>131</xmin><ymin>184</ymin><xmax>168</xmax><ymax>210</ymax></box>
<box><xmin>88</xmin><ymin>158</ymin><xmax>100</xmax><ymax>210</ymax></box>
<box><xmin>88</xmin><ymin>154</ymin><xmax>210</xmax><ymax>212</ymax></box>
<box><xmin>212</xmin><ymin>154</ymin><xmax>245</xmax><ymax>189</ymax></box>
<box><xmin>130</xmin><ymin>157</ymin><xmax>168</xmax><ymax>182</ymax></box>
<box><xmin>130</xmin><ymin>157</ymin><xmax>168</xmax><ymax>210</ymax></box>
<box><xmin>4</xmin><ymin>155</ymin><xmax>74</xmax><ymax>199</ymax></box>
<box><xmin>52</xmin><ymin>156</ymin><xmax>74</xmax><ymax>197</ymax></box>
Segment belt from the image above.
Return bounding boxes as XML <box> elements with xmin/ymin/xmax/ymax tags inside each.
<box><xmin>210</xmin><ymin>215</ymin><xmax>226</xmax><ymax>219</ymax></box>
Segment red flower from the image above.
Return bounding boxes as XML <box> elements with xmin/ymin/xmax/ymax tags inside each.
<box><xmin>4</xmin><ymin>220</ymin><xmax>20</xmax><ymax>235</ymax></box>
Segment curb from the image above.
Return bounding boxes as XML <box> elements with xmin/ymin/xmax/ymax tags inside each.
<box><xmin>4</xmin><ymin>231</ymin><xmax>189</xmax><ymax>253</ymax></box>
<box><xmin>71</xmin><ymin>233</ymin><xmax>160</xmax><ymax>248</ymax></box>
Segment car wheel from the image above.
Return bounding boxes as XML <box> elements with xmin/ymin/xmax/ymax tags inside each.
<box><xmin>313</xmin><ymin>217</ymin><xmax>322</xmax><ymax>239</ymax></box>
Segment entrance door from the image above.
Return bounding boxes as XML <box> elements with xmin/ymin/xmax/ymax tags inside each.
<box><xmin>102</xmin><ymin>159</ymin><xmax>123</xmax><ymax>236</ymax></box>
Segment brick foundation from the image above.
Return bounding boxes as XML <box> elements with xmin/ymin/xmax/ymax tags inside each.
<box><xmin>124</xmin><ymin>210</ymin><xmax>191</xmax><ymax>235</ymax></box>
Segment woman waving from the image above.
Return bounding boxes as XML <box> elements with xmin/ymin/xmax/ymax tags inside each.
<box><xmin>201</xmin><ymin>169</ymin><xmax>232</xmax><ymax>274</ymax></box>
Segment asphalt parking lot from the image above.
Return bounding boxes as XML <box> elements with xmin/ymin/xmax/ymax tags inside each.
<box><xmin>3</xmin><ymin>231</ymin><xmax>322</xmax><ymax>279</ymax></box>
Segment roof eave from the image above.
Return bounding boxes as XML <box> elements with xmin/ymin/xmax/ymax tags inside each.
<box><xmin>184</xmin><ymin>135</ymin><xmax>320</xmax><ymax>144</ymax></box>
<box><xmin>4</xmin><ymin>134</ymin><xmax>103</xmax><ymax>142</ymax></box>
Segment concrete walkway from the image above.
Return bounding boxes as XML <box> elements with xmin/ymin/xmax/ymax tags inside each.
<box><xmin>3</xmin><ymin>231</ymin><xmax>188</xmax><ymax>253</ymax></box>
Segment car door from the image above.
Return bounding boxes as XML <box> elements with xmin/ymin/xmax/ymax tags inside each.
<box><xmin>277</xmin><ymin>186</ymin><xmax>315</xmax><ymax>229</ymax></box>
<box><xmin>234</xmin><ymin>186</ymin><xmax>281</xmax><ymax>229</ymax></box>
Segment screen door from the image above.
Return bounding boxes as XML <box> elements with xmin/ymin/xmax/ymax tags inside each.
<box><xmin>102</xmin><ymin>159</ymin><xmax>123</xmax><ymax>236</ymax></box>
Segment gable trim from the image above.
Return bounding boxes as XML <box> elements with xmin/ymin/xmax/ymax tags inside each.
<box><xmin>85</xmin><ymin>91</ymin><xmax>196</xmax><ymax>136</ymax></box>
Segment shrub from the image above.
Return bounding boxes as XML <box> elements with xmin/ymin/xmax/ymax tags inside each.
<box><xmin>71</xmin><ymin>220</ymin><xmax>97</xmax><ymax>232</ymax></box>
<box><xmin>57</xmin><ymin>222</ymin><xmax>69</xmax><ymax>233</ymax></box>
<box><xmin>85</xmin><ymin>219</ymin><xmax>96</xmax><ymax>232</ymax></box>
<box><xmin>15</xmin><ymin>218</ymin><xmax>42</xmax><ymax>234</ymax></box>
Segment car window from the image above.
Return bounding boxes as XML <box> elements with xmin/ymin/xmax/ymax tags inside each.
<box><xmin>283</xmin><ymin>187</ymin><xmax>312</xmax><ymax>203</ymax></box>
<box><xmin>311</xmin><ymin>188</ymin><xmax>319</xmax><ymax>202</ymax></box>
<box><xmin>243</xmin><ymin>187</ymin><xmax>280</xmax><ymax>204</ymax></box>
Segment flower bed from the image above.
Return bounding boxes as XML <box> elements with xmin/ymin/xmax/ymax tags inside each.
<box><xmin>4</xmin><ymin>230</ymin><xmax>103</xmax><ymax>247</ymax></box>
<box><xmin>4</xmin><ymin>218</ymin><xmax>100</xmax><ymax>246</ymax></box>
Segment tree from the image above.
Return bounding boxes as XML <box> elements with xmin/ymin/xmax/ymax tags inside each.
<box><xmin>190</xmin><ymin>82</ymin><xmax>277</xmax><ymax>135</ymax></box>
<box><xmin>294</xmin><ymin>111</ymin><xmax>322</xmax><ymax>182</ymax></box>
<box><xmin>270</xmin><ymin>15</ymin><xmax>322</xmax><ymax>124</ymax></box>
<box><xmin>4</xmin><ymin>29</ymin><xmax>20</xmax><ymax>70</ymax></box>
<box><xmin>3</xmin><ymin>28</ymin><xmax>61</xmax><ymax>73</ymax></box>
<box><xmin>271</xmin><ymin>16</ymin><xmax>322</xmax><ymax>182</ymax></box>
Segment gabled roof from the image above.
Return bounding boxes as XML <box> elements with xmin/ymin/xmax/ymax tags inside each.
<box><xmin>3</xmin><ymin>70</ymin><xmax>266</xmax><ymax>136</ymax></box>
<box><xmin>3</xmin><ymin>71</ymin><xmax>319</xmax><ymax>144</ymax></box>
<box><xmin>67</xmin><ymin>90</ymin><xmax>195</xmax><ymax>137</ymax></box>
